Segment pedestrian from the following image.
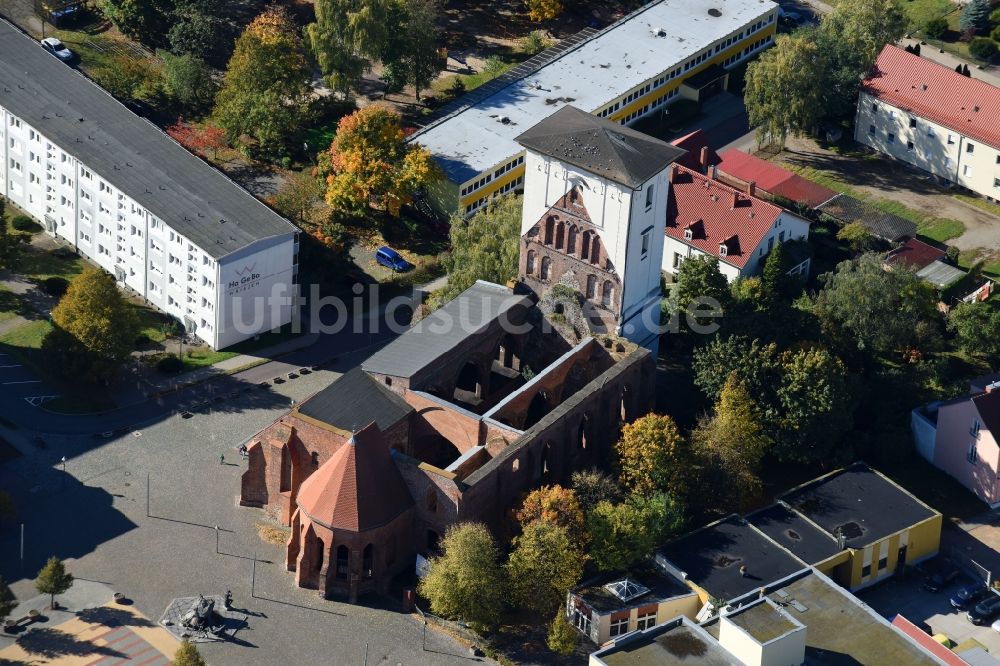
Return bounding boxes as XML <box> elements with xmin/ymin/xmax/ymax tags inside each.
<box><xmin>239</xmin><ymin>444</ymin><xmax>247</xmax><ymax>460</ymax></box>
<box><xmin>220</xmin><ymin>453</ymin><xmax>225</xmax><ymax>465</ymax></box>
<box><xmin>224</xmin><ymin>589</ymin><xmax>233</xmax><ymax>611</ymax></box>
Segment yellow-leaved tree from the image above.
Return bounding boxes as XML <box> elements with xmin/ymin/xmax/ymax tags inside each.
<box><xmin>526</xmin><ymin>0</ymin><xmax>562</xmax><ymax>22</ymax></box>
<box><xmin>317</xmin><ymin>104</ymin><xmax>440</xmax><ymax>220</ymax></box>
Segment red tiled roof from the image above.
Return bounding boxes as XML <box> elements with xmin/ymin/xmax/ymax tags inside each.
<box><xmin>891</xmin><ymin>615</ymin><xmax>968</xmax><ymax>666</ymax></box>
<box><xmin>885</xmin><ymin>237</ymin><xmax>946</xmax><ymax>271</ymax></box>
<box><xmin>670</xmin><ymin>129</ymin><xmax>720</xmax><ymax>172</ymax></box>
<box><xmin>296</xmin><ymin>422</ymin><xmax>413</xmax><ymax>532</ymax></box>
<box><xmin>666</xmin><ymin>164</ymin><xmax>783</xmax><ymax>269</ymax></box>
<box><xmin>717</xmin><ymin>149</ymin><xmax>836</xmax><ymax>208</ymax></box>
<box><xmin>863</xmin><ymin>44</ymin><xmax>1000</xmax><ymax>149</ymax></box>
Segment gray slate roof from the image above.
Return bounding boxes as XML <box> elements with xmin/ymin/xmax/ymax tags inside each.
<box><xmin>515</xmin><ymin>105</ymin><xmax>686</xmax><ymax>188</ymax></box>
<box><xmin>817</xmin><ymin>194</ymin><xmax>917</xmax><ymax>242</ymax></box>
<box><xmin>362</xmin><ymin>281</ymin><xmax>531</xmax><ymax>379</ymax></box>
<box><xmin>0</xmin><ymin>19</ymin><xmax>297</xmax><ymax>258</ymax></box>
<box><xmin>297</xmin><ymin>367</ymin><xmax>413</xmax><ymax>432</ymax></box>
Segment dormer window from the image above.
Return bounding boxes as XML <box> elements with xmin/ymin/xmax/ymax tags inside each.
<box><xmin>684</xmin><ymin>228</ymin><xmax>693</xmax><ymax>240</ymax></box>
<box><xmin>719</xmin><ymin>243</ymin><xmax>728</xmax><ymax>256</ymax></box>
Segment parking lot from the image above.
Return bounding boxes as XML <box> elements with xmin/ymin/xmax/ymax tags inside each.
<box><xmin>860</xmin><ymin>558</ymin><xmax>1000</xmax><ymax>655</ymax></box>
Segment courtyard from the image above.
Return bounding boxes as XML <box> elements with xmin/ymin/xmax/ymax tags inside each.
<box><xmin>0</xmin><ymin>365</ymin><xmax>489</xmax><ymax>665</ymax></box>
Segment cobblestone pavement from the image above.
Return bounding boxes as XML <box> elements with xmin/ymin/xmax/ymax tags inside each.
<box><xmin>0</xmin><ymin>369</ymin><xmax>492</xmax><ymax>665</ymax></box>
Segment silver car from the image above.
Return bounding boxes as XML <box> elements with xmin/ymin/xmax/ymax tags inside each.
<box><xmin>40</xmin><ymin>37</ymin><xmax>74</xmax><ymax>63</ymax></box>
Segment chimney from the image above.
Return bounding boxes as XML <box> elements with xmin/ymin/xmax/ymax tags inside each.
<box><xmin>669</xmin><ymin>166</ymin><xmax>678</xmax><ymax>183</ymax></box>
<box><xmin>710</xmin><ymin>164</ymin><xmax>718</xmax><ymax>180</ymax></box>
<box><xmin>699</xmin><ymin>146</ymin><xmax>709</xmax><ymax>171</ymax></box>
<box><xmin>732</xmin><ymin>190</ymin><xmax>739</xmax><ymax>209</ymax></box>
<box><xmin>747</xmin><ymin>180</ymin><xmax>756</xmax><ymax>198</ymax></box>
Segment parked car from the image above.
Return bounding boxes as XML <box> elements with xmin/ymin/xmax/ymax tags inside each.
<box><xmin>374</xmin><ymin>246</ymin><xmax>412</xmax><ymax>272</ymax></box>
<box><xmin>924</xmin><ymin>565</ymin><xmax>960</xmax><ymax>592</ymax></box>
<box><xmin>967</xmin><ymin>594</ymin><xmax>1000</xmax><ymax>625</ymax></box>
<box><xmin>778</xmin><ymin>8</ymin><xmax>802</xmax><ymax>23</ymax></box>
<box><xmin>952</xmin><ymin>583</ymin><xmax>991</xmax><ymax>610</ymax></box>
<box><xmin>40</xmin><ymin>37</ymin><xmax>74</xmax><ymax>63</ymax></box>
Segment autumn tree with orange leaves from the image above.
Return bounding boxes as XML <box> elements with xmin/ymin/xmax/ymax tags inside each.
<box><xmin>516</xmin><ymin>484</ymin><xmax>588</xmax><ymax>546</ymax></box>
<box><xmin>316</xmin><ymin>104</ymin><xmax>439</xmax><ymax>220</ymax></box>
<box><xmin>167</xmin><ymin>120</ymin><xmax>227</xmax><ymax>160</ymax></box>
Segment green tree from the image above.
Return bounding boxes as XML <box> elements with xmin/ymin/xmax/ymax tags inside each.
<box><xmin>440</xmin><ymin>195</ymin><xmax>521</xmax><ymax>301</ymax></box>
<box><xmin>570</xmin><ymin>469</ymin><xmax>623</xmax><ymax>513</ymax></box>
<box><xmin>691</xmin><ymin>374</ymin><xmax>771</xmax><ymax>512</ymax></box>
<box><xmin>745</xmin><ymin>34</ymin><xmax>828</xmax><ymax>147</ymax></box>
<box><xmin>168</xmin><ymin>0</ymin><xmax>219</xmax><ymax>60</ymax></box>
<box><xmin>214</xmin><ymin>6</ymin><xmax>311</xmax><ymax>159</ymax></box>
<box><xmin>526</xmin><ymin>0</ymin><xmax>563</xmax><ymax>22</ymax></box>
<box><xmin>775</xmin><ymin>347</ymin><xmax>853</xmax><ymax>464</ymax></box>
<box><xmin>587</xmin><ymin>493</ymin><xmax>684</xmax><ymax>572</ymax></box>
<box><xmin>615</xmin><ymin>413</ymin><xmax>689</xmax><ymax>496</ymax></box>
<box><xmin>308</xmin><ymin>0</ymin><xmax>405</xmax><ymax>95</ymax></box>
<box><xmin>925</xmin><ymin>18</ymin><xmax>949</xmax><ymax>39</ymax></box>
<box><xmin>672</xmin><ymin>255</ymin><xmax>731</xmax><ymax>329</ymax></box>
<box><xmin>0</xmin><ymin>197</ymin><xmax>27</xmax><ymax>271</ymax></box>
<box><xmin>401</xmin><ymin>0</ymin><xmax>441</xmax><ymax>100</ymax></box>
<box><xmin>35</xmin><ymin>557</ymin><xmax>73</xmax><ymax>610</ymax></box>
<box><xmin>692</xmin><ymin>335</ymin><xmax>781</xmax><ymax>404</ymax></box>
<box><xmin>48</xmin><ymin>267</ymin><xmax>139</xmax><ymax>382</ymax></box>
<box><xmin>317</xmin><ymin>104</ymin><xmax>439</xmax><ymax>219</ymax></box>
<box><xmin>970</xmin><ymin>38</ymin><xmax>998</xmax><ymax>62</ymax></box>
<box><xmin>961</xmin><ymin>0</ymin><xmax>991</xmax><ymax>35</ymax></box>
<box><xmin>948</xmin><ymin>301</ymin><xmax>1000</xmax><ymax>358</ymax></box>
<box><xmin>172</xmin><ymin>640</ymin><xmax>206</xmax><ymax>666</ymax></box>
<box><xmin>94</xmin><ymin>55</ymin><xmax>165</xmax><ymax>103</ymax></box>
<box><xmin>822</xmin><ymin>0</ymin><xmax>907</xmax><ymax>67</ymax></box>
<box><xmin>811</xmin><ymin>253</ymin><xmax>939</xmax><ymax>356</ymax></box>
<box><xmin>99</xmin><ymin>0</ymin><xmax>173</xmax><ymax>46</ymax></box>
<box><xmin>160</xmin><ymin>52</ymin><xmax>217</xmax><ymax>113</ymax></box>
<box><xmin>417</xmin><ymin>523</ymin><xmax>504</xmax><ymax>631</ymax></box>
<box><xmin>506</xmin><ymin>521</ymin><xmax>584</xmax><ymax>615</ymax></box>
<box><xmin>272</xmin><ymin>170</ymin><xmax>323</xmax><ymax>225</ymax></box>
<box><xmin>761</xmin><ymin>242</ymin><xmax>792</xmax><ymax>301</ymax></box>
<box><xmin>547</xmin><ymin>608</ymin><xmax>577</xmax><ymax>656</ymax></box>
<box><xmin>836</xmin><ymin>220</ymin><xmax>876</xmax><ymax>254</ymax></box>
<box><xmin>0</xmin><ymin>576</ymin><xmax>15</xmax><ymax>623</ymax></box>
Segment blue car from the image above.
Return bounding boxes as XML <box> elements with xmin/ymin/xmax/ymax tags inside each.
<box><xmin>952</xmin><ymin>583</ymin><xmax>991</xmax><ymax>610</ymax></box>
<box><xmin>375</xmin><ymin>246</ymin><xmax>411</xmax><ymax>272</ymax></box>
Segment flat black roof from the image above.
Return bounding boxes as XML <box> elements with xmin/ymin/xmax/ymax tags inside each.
<box><xmin>297</xmin><ymin>367</ymin><xmax>413</xmax><ymax>433</ymax></box>
<box><xmin>747</xmin><ymin>503</ymin><xmax>841</xmax><ymax>565</ymax></box>
<box><xmin>574</xmin><ymin>563</ymin><xmax>692</xmax><ymax>614</ymax></box>
<box><xmin>0</xmin><ymin>19</ymin><xmax>296</xmax><ymax>258</ymax></box>
<box><xmin>658</xmin><ymin>515</ymin><xmax>805</xmax><ymax>602</ymax></box>
<box><xmin>781</xmin><ymin>463</ymin><xmax>938</xmax><ymax>549</ymax></box>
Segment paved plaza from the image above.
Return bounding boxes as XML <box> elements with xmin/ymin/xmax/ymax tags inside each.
<box><xmin>0</xmin><ymin>368</ymin><xmax>490</xmax><ymax>665</ymax></box>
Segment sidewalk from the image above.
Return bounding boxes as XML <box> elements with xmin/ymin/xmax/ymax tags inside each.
<box><xmin>900</xmin><ymin>38</ymin><xmax>1000</xmax><ymax>88</ymax></box>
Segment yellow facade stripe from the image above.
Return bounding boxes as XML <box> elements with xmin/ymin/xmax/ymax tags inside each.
<box><xmin>458</xmin><ymin>165</ymin><xmax>527</xmax><ymax>208</ymax></box>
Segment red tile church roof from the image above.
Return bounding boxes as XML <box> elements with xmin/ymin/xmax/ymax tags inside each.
<box><xmin>863</xmin><ymin>44</ymin><xmax>1000</xmax><ymax>149</ymax></box>
<box><xmin>666</xmin><ymin>165</ymin><xmax>782</xmax><ymax>269</ymax></box>
<box><xmin>296</xmin><ymin>422</ymin><xmax>413</xmax><ymax>532</ymax></box>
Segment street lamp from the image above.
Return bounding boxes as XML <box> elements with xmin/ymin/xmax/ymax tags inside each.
<box><xmin>60</xmin><ymin>456</ymin><xmax>66</xmax><ymax>472</ymax></box>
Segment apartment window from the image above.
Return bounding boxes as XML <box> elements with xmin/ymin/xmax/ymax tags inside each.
<box><xmin>909</xmin><ymin>118</ymin><xmax>917</xmax><ymax>128</ymax></box>
<box><xmin>947</xmin><ymin>134</ymin><xmax>955</xmax><ymax>145</ymax></box>
<box><xmin>878</xmin><ymin>556</ymin><xmax>888</xmax><ymax>571</ymax></box>
<box><xmin>868</xmin><ymin>124</ymin><xmax>876</xmax><ymax>135</ymax></box>
<box><xmin>994</xmin><ymin>178</ymin><xmax>1000</xmax><ymax>189</ymax></box>
<box><xmin>609</xmin><ymin>616</ymin><xmax>629</xmax><ymax>637</ymax></box>
<box><xmin>969</xmin><ymin>441</ymin><xmax>979</xmax><ymax>464</ymax></box>
<box><xmin>887</xmin><ymin>133</ymin><xmax>895</xmax><ymax>144</ymax></box>
<box><xmin>996</xmin><ymin>155</ymin><xmax>1000</xmax><ymax>165</ymax></box>
<box><xmin>870</xmin><ymin>103</ymin><xmax>877</xmax><ymax>113</ymax></box>
<box><xmin>861</xmin><ymin>564</ymin><xmax>872</xmax><ymax>578</ymax></box>
<box><xmin>964</xmin><ymin>164</ymin><xmax>974</xmax><ymax>177</ymax></box>
<box><xmin>9</xmin><ymin>158</ymin><xmax>21</xmax><ymax>173</ymax></box>
<box><xmin>967</xmin><ymin>143</ymin><xmax>976</xmax><ymax>154</ymax></box>
<box><xmin>972</xmin><ymin>418</ymin><xmax>981</xmax><ymax>436</ymax></box>
<box><xmin>80</xmin><ymin>168</ymin><xmax>92</xmax><ymax>180</ymax></box>
<box><xmin>636</xmin><ymin>611</ymin><xmax>657</xmax><ymax>631</ymax></box>
<box><xmin>927</xmin><ymin>127</ymin><xmax>935</xmax><ymax>138</ymax></box>
<box><xmin>645</xmin><ymin>184</ymin><xmax>654</xmax><ymax>210</ymax></box>
<box><xmin>672</xmin><ymin>252</ymin><xmax>682</xmax><ymax>269</ymax></box>
<box><xmin>907</xmin><ymin>140</ymin><xmax>914</xmax><ymax>151</ymax></box>
<box><xmin>641</xmin><ymin>230</ymin><xmax>650</xmax><ymax>255</ymax></box>
<box><xmin>80</xmin><ymin>189</ymin><xmax>91</xmax><ymax>202</ymax></box>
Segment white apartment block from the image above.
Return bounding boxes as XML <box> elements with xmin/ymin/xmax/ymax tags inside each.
<box><xmin>0</xmin><ymin>20</ymin><xmax>299</xmax><ymax>349</ymax></box>
<box><xmin>856</xmin><ymin>45</ymin><xmax>1000</xmax><ymax>201</ymax></box>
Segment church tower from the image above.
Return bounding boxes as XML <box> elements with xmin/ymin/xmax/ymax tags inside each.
<box><xmin>515</xmin><ymin>106</ymin><xmax>685</xmax><ymax>353</ymax></box>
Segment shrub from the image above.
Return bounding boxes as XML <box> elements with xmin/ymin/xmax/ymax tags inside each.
<box><xmin>970</xmin><ymin>37</ymin><xmax>998</xmax><ymax>61</ymax></box>
<box><xmin>991</xmin><ymin>25</ymin><xmax>1000</xmax><ymax>43</ymax></box>
<box><xmin>42</xmin><ymin>277</ymin><xmax>69</xmax><ymax>297</ymax></box>
<box><xmin>157</xmin><ymin>354</ymin><xmax>184</xmax><ymax>374</ymax></box>
<box><xmin>519</xmin><ymin>30</ymin><xmax>550</xmax><ymax>56</ymax></box>
<box><xmin>52</xmin><ymin>246</ymin><xmax>78</xmax><ymax>260</ymax></box>
<box><xmin>10</xmin><ymin>215</ymin><xmax>37</xmax><ymax>232</ymax></box>
<box><xmin>924</xmin><ymin>18</ymin><xmax>948</xmax><ymax>40</ymax></box>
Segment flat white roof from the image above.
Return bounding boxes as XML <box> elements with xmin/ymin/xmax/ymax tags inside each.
<box><xmin>410</xmin><ymin>0</ymin><xmax>777</xmax><ymax>184</ymax></box>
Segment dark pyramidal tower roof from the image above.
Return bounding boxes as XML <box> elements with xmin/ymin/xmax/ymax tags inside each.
<box><xmin>515</xmin><ymin>105</ymin><xmax>686</xmax><ymax>188</ymax></box>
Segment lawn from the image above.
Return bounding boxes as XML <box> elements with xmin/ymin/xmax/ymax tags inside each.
<box><xmin>0</xmin><ymin>319</ymin><xmax>52</xmax><ymax>351</ymax></box>
<box><xmin>787</xmin><ymin>164</ymin><xmax>966</xmax><ymax>243</ymax></box>
<box><xmin>16</xmin><ymin>247</ymin><xmax>85</xmax><ymax>283</ymax></box>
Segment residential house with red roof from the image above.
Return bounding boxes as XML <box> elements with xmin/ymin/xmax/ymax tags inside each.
<box><xmin>715</xmin><ymin>148</ymin><xmax>837</xmax><ymax>208</ymax></box>
<box><xmin>856</xmin><ymin>45</ymin><xmax>1000</xmax><ymax>200</ymax></box>
<box><xmin>663</xmin><ymin>164</ymin><xmax>811</xmax><ymax>282</ymax></box>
